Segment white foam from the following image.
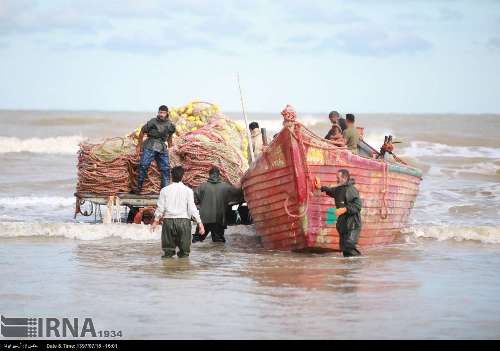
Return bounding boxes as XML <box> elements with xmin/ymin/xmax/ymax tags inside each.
<box><xmin>0</xmin><ymin>196</ymin><xmax>75</xmax><ymax>209</ymax></box>
<box><xmin>0</xmin><ymin>135</ymin><xmax>86</xmax><ymax>154</ymax></box>
<box><xmin>403</xmin><ymin>225</ymin><xmax>500</xmax><ymax>244</ymax></box>
<box><xmin>0</xmin><ymin>222</ymin><xmax>160</xmax><ymax>241</ymax></box>
<box><xmin>362</xmin><ymin>130</ymin><xmax>394</xmax><ymax>149</ymax></box>
<box><xmin>402</xmin><ymin>141</ymin><xmax>500</xmax><ymax>159</ymax></box>
<box><xmin>458</xmin><ymin>162</ymin><xmax>500</xmax><ymax>176</ymax></box>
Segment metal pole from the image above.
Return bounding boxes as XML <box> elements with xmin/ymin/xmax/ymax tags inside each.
<box><xmin>237</xmin><ymin>73</ymin><xmax>255</xmax><ymax>163</ymax></box>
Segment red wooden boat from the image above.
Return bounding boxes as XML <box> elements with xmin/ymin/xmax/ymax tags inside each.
<box><xmin>241</xmin><ymin>114</ymin><xmax>423</xmax><ymax>252</ymax></box>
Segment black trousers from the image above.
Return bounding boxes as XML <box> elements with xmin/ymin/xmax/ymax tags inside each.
<box><xmin>161</xmin><ymin>218</ymin><xmax>192</xmax><ymax>257</ymax></box>
<box><xmin>337</xmin><ymin>217</ymin><xmax>361</xmax><ymax>257</ymax></box>
<box><xmin>193</xmin><ymin>223</ymin><xmax>226</xmax><ymax>243</ymax></box>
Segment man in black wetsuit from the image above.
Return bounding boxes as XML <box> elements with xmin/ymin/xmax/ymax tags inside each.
<box><xmin>321</xmin><ymin>169</ymin><xmax>363</xmax><ymax>257</ymax></box>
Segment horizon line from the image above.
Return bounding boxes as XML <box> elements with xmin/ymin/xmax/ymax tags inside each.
<box><xmin>1</xmin><ymin>108</ymin><xmax>500</xmax><ymax>116</ymax></box>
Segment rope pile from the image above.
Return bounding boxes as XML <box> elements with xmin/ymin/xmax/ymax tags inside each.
<box><xmin>171</xmin><ymin>116</ymin><xmax>249</xmax><ymax>188</ymax></box>
<box><xmin>76</xmin><ymin>101</ymin><xmax>248</xmax><ymax>196</ymax></box>
<box><xmin>76</xmin><ymin>137</ymin><xmax>163</xmax><ymax>195</ymax></box>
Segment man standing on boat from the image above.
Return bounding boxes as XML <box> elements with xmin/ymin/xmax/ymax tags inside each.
<box><xmin>343</xmin><ymin>113</ymin><xmax>360</xmax><ymax>154</ymax></box>
<box><xmin>325</xmin><ymin>111</ymin><xmax>347</xmax><ymax>137</ymax></box>
<box><xmin>132</xmin><ymin>105</ymin><xmax>177</xmax><ymax>194</ymax></box>
<box><xmin>192</xmin><ymin>166</ymin><xmax>243</xmax><ymax>243</ymax></box>
<box><xmin>321</xmin><ymin>169</ymin><xmax>362</xmax><ymax>257</ymax></box>
<box><xmin>151</xmin><ymin>166</ymin><xmax>205</xmax><ymax>258</ymax></box>
<box><xmin>249</xmin><ymin>122</ymin><xmax>264</xmax><ymax>159</ymax></box>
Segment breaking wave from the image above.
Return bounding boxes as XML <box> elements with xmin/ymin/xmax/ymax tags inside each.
<box><xmin>0</xmin><ymin>222</ymin><xmax>160</xmax><ymax>241</ymax></box>
<box><xmin>0</xmin><ymin>222</ymin><xmax>257</xmax><ymax>242</ymax></box>
<box><xmin>0</xmin><ymin>136</ymin><xmax>85</xmax><ymax>154</ymax></box>
<box><xmin>0</xmin><ymin>196</ymin><xmax>75</xmax><ymax>209</ymax></box>
<box><xmin>403</xmin><ymin>225</ymin><xmax>500</xmax><ymax>244</ymax></box>
<box><xmin>401</xmin><ymin>141</ymin><xmax>500</xmax><ymax>159</ymax></box>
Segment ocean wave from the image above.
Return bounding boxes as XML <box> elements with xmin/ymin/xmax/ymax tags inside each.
<box><xmin>0</xmin><ymin>136</ymin><xmax>85</xmax><ymax>154</ymax></box>
<box><xmin>401</xmin><ymin>141</ymin><xmax>500</xmax><ymax>159</ymax></box>
<box><xmin>0</xmin><ymin>222</ymin><xmax>257</xmax><ymax>241</ymax></box>
<box><xmin>0</xmin><ymin>197</ymin><xmax>77</xmax><ymax>222</ymax></box>
<box><xmin>33</xmin><ymin>117</ymin><xmax>111</xmax><ymax>126</ymax></box>
<box><xmin>403</xmin><ymin>225</ymin><xmax>500</xmax><ymax>244</ymax></box>
<box><xmin>362</xmin><ymin>131</ymin><xmax>394</xmax><ymax>149</ymax></box>
<box><xmin>0</xmin><ymin>196</ymin><xmax>75</xmax><ymax>209</ymax></box>
<box><xmin>0</xmin><ymin>222</ymin><xmax>159</xmax><ymax>241</ymax></box>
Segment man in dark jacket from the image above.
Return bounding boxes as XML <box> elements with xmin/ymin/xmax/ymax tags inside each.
<box><xmin>192</xmin><ymin>167</ymin><xmax>243</xmax><ymax>243</ymax></box>
<box><xmin>132</xmin><ymin>105</ymin><xmax>177</xmax><ymax>194</ymax></box>
<box><xmin>320</xmin><ymin>169</ymin><xmax>362</xmax><ymax>257</ymax></box>
<box><xmin>325</xmin><ymin>111</ymin><xmax>347</xmax><ymax>140</ymax></box>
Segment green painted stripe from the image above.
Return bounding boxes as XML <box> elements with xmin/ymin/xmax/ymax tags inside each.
<box><xmin>388</xmin><ymin>164</ymin><xmax>423</xmax><ymax>178</ymax></box>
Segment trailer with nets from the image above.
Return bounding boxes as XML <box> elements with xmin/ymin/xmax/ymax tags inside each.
<box><xmin>74</xmin><ymin>101</ymin><xmax>250</xmax><ymax>224</ymax></box>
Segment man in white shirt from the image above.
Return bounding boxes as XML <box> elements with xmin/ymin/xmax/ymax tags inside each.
<box><xmin>151</xmin><ymin>166</ymin><xmax>205</xmax><ymax>258</ymax></box>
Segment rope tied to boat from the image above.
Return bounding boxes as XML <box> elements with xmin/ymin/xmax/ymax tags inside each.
<box><xmin>380</xmin><ymin>162</ymin><xmax>389</xmax><ymax>220</ymax></box>
<box><xmin>284</xmin><ymin>120</ymin><xmax>313</xmax><ymax>221</ymax></box>
<box><xmin>284</xmin><ymin>195</ymin><xmax>309</xmax><ymax>218</ymax></box>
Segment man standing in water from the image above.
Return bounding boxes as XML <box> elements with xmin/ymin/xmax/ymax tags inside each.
<box><xmin>151</xmin><ymin>166</ymin><xmax>205</xmax><ymax>258</ymax></box>
<box><xmin>192</xmin><ymin>166</ymin><xmax>243</xmax><ymax>243</ymax></box>
<box><xmin>321</xmin><ymin>169</ymin><xmax>362</xmax><ymax>257</ymax></box>
<box><xmin>132</xmin><ymin>105</ymin><xmax>177</xmax><ymax>194</ymax></box>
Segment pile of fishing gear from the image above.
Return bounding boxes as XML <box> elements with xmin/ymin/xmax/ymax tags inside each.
<box><xmin>76</xmin><ymin>101</ymin><xmax>249</xmax><ymax>196</ymax></box>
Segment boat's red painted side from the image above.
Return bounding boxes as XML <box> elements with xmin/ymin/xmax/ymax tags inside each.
<box><xmin>242</xmin><ymin>122</ymin><xmax>422</xmax><ymax>251</ymax></box>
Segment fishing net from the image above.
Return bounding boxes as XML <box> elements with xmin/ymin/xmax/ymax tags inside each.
<box><xmin>171</xmin><ymin>116</ymin><xmax>249</xmax><ymax>188</ymax></box>
<box><xmin>76</xmin><ymin>137</ymin><xmax>163</xmax><ymax>195</ymax></box>
<box><xmin>76</xmin><ymin>101</ymin><xmax>249</xmax><ymax>196</ymax></box>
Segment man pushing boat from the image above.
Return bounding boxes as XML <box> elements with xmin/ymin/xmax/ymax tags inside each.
<box><xmin>320</xmin><ymin>169</ymin><xmax>363</xmax><ymax>257</ymax></box>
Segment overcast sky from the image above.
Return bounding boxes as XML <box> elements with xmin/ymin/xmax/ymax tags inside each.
<box><xmin>1</xmin><ymin>0</ymin><xmax>500</xmax><ymax>113</ymax></box>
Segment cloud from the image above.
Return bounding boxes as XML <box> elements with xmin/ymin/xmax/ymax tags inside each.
<box><xmin>197</xmin><ymin>14</ymin><xmax>252</xmax><ymax>39</ymax></box>
<box><xmin>0</xmin><ymin>0</ymin><xmax>112</xmax><ymax>35</ymax></box>
<box><xmin>100</xmin><ymin>26</ymin><xmax>217</xmax><ymax>54</ymax></box>
<box><xmin>316</xmin><ymin>25</ymin><xmax>433</xmax><ymax>56</ymax></box>
<box><xmin>487</xmin><ymin>37</ymin><xmax>500</xmax><ymax>51</ymax></box>
<box><xmin>0</xmin><ymin>0</ymin><xmax>436</xmax><ymax>58</ymax></box>
<box><xmin>438</xmin><ymin>7</ymin><xmax>464</xmax><ymax>22</ymax></box>
<box><xmin>275</xmin><ymin>0</ymin><xmax>364</xmax><ymax>25</ymax></box>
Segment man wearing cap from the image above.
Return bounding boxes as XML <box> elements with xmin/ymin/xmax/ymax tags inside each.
<box><xmin>132</xmin><ymin>105</ymin><xmax>177</xmax><ymax>194</ymax></box>
<box><xmin>192</xmin><ymin>166</ymin><xmax>243</xmax><ymax>243</ymax></box>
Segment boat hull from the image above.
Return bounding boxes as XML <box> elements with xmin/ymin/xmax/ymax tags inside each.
<box><xmin>242</xmin><ymin>123</ymin><xmax>422</xmax><ymax>251</ymax></box>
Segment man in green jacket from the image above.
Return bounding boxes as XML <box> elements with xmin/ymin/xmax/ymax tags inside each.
<box><xmin>320</xmin><ymin>169</ymin><xmax>362</xmax><ymax>257</ymax></box>
<box><xmin>343</xmin><ymin>113</ymin><xmax>360</xmax><ymax>154</ymax></box>
<box><xmin>192</xmin><ymin>167</ymin><xmax>243</xmax><ymax>243</ymax></box>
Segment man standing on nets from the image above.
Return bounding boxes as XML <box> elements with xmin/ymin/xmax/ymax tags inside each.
<box><xmin>151</xmin><ymin>166</ymin><xmax>205</xmax><ymax>258</ymax></box>
<box><xmin>192</xmin><ymin>166</ymin><xmax>243</xmax><ymax>243</ymax></box>
<box><xmin>132</xmin><ymin>105</ymin><xmax>176</xmax><ymax>194</ymax></box>
<box><xmin>320</xmin><ymin>169</ymin><xmax>362</xmax><ymax>257</ymax></box>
